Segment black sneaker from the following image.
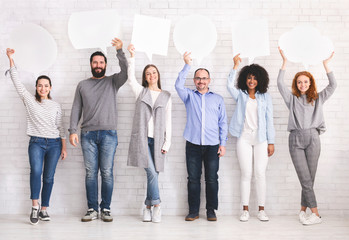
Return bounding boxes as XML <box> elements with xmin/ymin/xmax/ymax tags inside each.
<box><xmin>39</xmin><ymin>210</ymin><xmax>51</xmax><ymax>221</ymax></box>
<box><xmin>30</xmin><ymin>206</ymin><xmax>40</xmax><ymax>225</ymax></box>
<box><xmin>185</xmin><ymin>212</ymin><xmax>199</xmax><ymax>221</ymax></box>
<box><xmin>206</xmin><ymin>209</ymin><xmax>217</xmax><ymax>221</ymax></box>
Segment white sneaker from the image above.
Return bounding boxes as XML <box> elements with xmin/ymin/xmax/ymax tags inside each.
<box><xmin>152</xmin><ymin>206</ymin><xmax>161</xmax><ymax>223</ymax></box>
<box><xmin>303</xmin><ymin>213</ymin><xmax>322</xmax><ymax>225</ymax></box>
<box><xmin>299</xmin><ymin>211</ymin><xmax>307</xmax><ymax>224</ymax></box>
<box><xmin>257</xmin><ymin>210</ymin><xmax>269</xmax><ymax>222</ymax></box>
<box><xmin>81</xmin><ymin>208</ymin><xmax>98</xmax><ymax>222</ymax></box>
<box><xmin>240</xmin><ymin>210</ymin><xmax>249</xmax><ymax>222</ymax></box>
<box><xmin>143</xmin><ymin>208</ymin><xmax>152</xmax><ymax>222</ymax></box>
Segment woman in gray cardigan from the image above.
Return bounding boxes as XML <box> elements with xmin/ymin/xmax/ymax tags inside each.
<box><xmin>277</xmin><ymin>47</ymin><xmax>336</xmax><ymax>225</ymax></box>
<box><xmin>126</xmin><ymin>44</ymin><xmax>172</xmax><ymax>223</ymax></box>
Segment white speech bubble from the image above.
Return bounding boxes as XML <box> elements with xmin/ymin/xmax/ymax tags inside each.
<box><xmin>232</xmin><ymin>19</ymin><xmax>270</xmax><ymax>64</ymax></box>
<box><xmin>8</xmin><ymin>23</ymin><xmax>57</xmax><ymax>75</ymax></box>
<box><xmin>68</xmin><ymin>10</ymin><xmax>122</xmax><ymax>53</ymax></box>
<box><xmin>279</xmin><ymin>25</ymin><xmax>334</xmax><ymax>69</ymax></box>
<box><xmin>131</xmin><ymin>14</ymin><xmax>171</xmax><ymax>62</ymax></box>
<box><xmin>173</xmin><ymin>14</ymin><xmax>217</xmax><ymax>64</ymax></box>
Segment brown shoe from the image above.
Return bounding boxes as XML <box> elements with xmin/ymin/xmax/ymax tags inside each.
<box><xmin>185</xmin><ymin>213</ymin><xmax>199</xmax><ymax>221</ymax></box>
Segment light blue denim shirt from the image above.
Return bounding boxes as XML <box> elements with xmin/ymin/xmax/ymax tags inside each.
<box><xmin>227</xmin><ymin>69</ymin><xmax>275</xmax><ymax>144</ymax></box>
<box><xmin>175</xmin><ymin>64</ymin><xmax>228</xmax><ymax>146</ymax></box>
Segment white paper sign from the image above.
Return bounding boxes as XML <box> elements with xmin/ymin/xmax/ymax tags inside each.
<box><xmin>279</xmin><ymin>25</ymin><xmax>334</xmax><ymax>69</ymax></box>
<box><xmin>68</xmin><ymin>10</ymin><xmax>122</xmax><ymax>53</ymax></box>
<box><xmin>8</xmin><ymin>23</ymin><xmax>57</xmax><ymax>75</ymax></box>
<box><xmin>232</xmin><ymin>19</ymin><xmax>270</xmax><ymax>64</ymax></box>
<box><xmin>173</xmin><ymin>14</ymin><xmax>217</xmax><ymax>64</ymax></box>
<box><xmin>131</xmin><ymin>14</ymin><xmax>171</xmax><ymax>62</ymax></box>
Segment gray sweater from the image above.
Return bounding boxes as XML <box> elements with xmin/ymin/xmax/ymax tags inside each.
<box><xmin>277</xmin><ymin>69</ymin><xmax>337</xmax><ymax>134</ymax></box>
<box><xmin>69</xmin><ymin>49</ymin><xmax>128</xmax><ymax>134</ymax></box>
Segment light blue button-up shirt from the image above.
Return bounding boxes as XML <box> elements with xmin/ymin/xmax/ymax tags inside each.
<box><xmin>227</xmin><ymin>69</ymin><xmax>275</xmax><ymax>144</ymax></box>
<box><xmin>175</xmin><ymin>64</ymin><xmax>228</xmax><ymax>146</ymax></box>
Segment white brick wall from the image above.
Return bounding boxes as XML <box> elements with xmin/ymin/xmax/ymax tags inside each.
<box><xmin>0</xmin><ymin>0</ymin><xmax>348</xmax><ymax>216</ymax></box>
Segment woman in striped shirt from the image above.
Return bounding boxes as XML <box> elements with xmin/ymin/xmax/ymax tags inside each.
<box><xmin>6</xmin><ymin>48</ymin><xmax>67</xmax><ymax>225</ymax></box>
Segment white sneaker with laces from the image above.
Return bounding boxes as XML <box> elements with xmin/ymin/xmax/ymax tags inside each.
<box><xmin>299</xmin><ymin>211</ymin><xmax>307</xmax><ymax>224</ymax></box>
<box><xmin>143</xmin><ymin>208</ymin><xmax>152</xmax><ymax>222</ymax></box>
<box><xmin>152</xmin><ymin>206</ymin><xmax>161</xmax><ymax>223</ymax></box>
<box><xmin>303</xmin><ymin>213</ymin><xmax>322</xmax><ymax>225</ymax></box>
<box><xmin>240</xmin><ymin>210</ymin><xmax>250</xmax><ymax>222</ymax></box>
<box><xmin>257</xmin><ymin>210</ymin><xmax>269</xmax><ymax>222</ymax></box>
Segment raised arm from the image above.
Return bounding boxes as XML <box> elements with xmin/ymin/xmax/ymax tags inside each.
<box><xmin>175</xmin><ymin>52</ymin><xmax>192</xmax><ymax>102</ymax></box>
<box><xmin>111</xmin><ymin>37</ymin><xmax>128</xmax><ymax>89</ymax></box>
<box><xmin>127</xmin><ymin>44</ymin><xmax>143</xmax><ymax>98</ymax></box>
<box><xmin>277</xmin><ymin>47</ymin><xmax>292</xmax><ymax>108</ymax></box>
<box><xmin>6</xmin><ymin>48</ymin><xmax>29</xmax><ymax>99</ymax></box>
<box><xmin>319</xmin><ymin>52</ymin><xmax>337</xmax><ymax>102</ymax></box>
<box><xmin>227</xmin><ymin>54</ymin><xmax>241</xmax><ymax>101</ymax></box>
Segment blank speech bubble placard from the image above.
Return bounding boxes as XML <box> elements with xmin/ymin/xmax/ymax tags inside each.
<box><xmin>8</xmin><ymin>23</ymin><xmax>57</xmax><ymax>75</ymax></box>
<box><xmin>68</xmin><ymin>9</ymin><xmax>122</xmax><ymax>53</ymax></box>
<box><xmin>131</xmin><ymin>14</ymin><xmax>171</xmax><ymax>62</ymax></box>
<box><xmin>232</xmin><ymin>19</ymin><xmax>270</xmax><ymax>64</ymax></box>
<box><xmin>173</xmin><ymin>14</ymin><xmax>217</xmax><ymax>65</ymax></box>
<box><xmin>278</xmin><ymin>25</ymin><xmax>334</xmax><ymax>69</ymax></box>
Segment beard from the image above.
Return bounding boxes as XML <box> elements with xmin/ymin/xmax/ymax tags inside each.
<box><xmin>91</xmin><ymin>67</ymin><xmax>106</xmax><ymax>78</ymax></box>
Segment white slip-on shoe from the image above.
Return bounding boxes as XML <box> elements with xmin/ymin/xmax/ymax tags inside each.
<box><xmin>240</xmin><ymin>210</ymin><xmax>250</xmax><ymax>222</ymax></box>
<box><xmin>299</xmin><ymin>211</ymin><xmax>307</xmax><ymax>224</ymax></box>
<box><xmin>257</xmin><ymin>210</ymin><xmax>269</xmax><ymax>222</ymax></box>
<box><xmin>152</xmin><ymin>206</ymin><xmax>161</xmax><ymax>223</ymax></box>
<box><xmin>303</xmin><ymin>213</ymin><xmax>322</xmax><ymax>225</ymax></box>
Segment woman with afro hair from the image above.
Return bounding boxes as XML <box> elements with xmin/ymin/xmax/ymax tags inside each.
<box><xmin>227</xmin><ymin>54</ymin><xmax>275</xmax><ymax>222</ymax></box>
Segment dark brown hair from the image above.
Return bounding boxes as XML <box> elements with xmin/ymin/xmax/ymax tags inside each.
<box><xmin>142</xmin><ymin>64</ymin><xmax>161</xmax><ymax>89</ymax></box>
<box><xmin>35</xmin><ymin>75</ymin><xmax>52</xmax><ymax>102</ymax></box>
<box><xmin>237</xmin><ymin>64</ymin><xmax>269</xmax><ymax>93</ymax></box>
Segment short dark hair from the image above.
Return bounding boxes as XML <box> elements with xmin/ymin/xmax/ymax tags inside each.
<box><xmin>90</xmin><ymin>51</ymin><xmax>107</xmax><ymax>64</ymax></box>
<box><xmin>194</xmin><ymin>68</ymin><xmax>210</xmax><ymax>78</ymax></box>
<box><xmin>35</xmin><ymin>75</ymin><xmax>52</xmax><ymax>102</ymax></box>
<box><xmin>236</xmin><ymin>64</ymin><xmax>269</xmax><ymax>93</ymax></box>
<box><xmin>142</xmin><ymin>64</ymin><xmax>161</xmax><ymax>89</ymax></box>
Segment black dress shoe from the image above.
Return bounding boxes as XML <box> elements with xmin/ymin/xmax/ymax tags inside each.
<box><xmin>185</xmin><ymin>213</ymin><xmax>199</xmax><ymax>221</ymax></box>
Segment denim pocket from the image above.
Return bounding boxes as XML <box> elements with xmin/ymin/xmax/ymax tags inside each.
<box><xmin>29</xmin><ymin>137</ymin><xmax>38</xmax><ymax>143</ymax></box>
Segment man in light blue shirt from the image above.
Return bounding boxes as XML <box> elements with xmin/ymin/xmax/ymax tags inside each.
<box><xmin>175</xmin><ymin>52</ymin><xmax>228</xmax><ymax>221</ymax></box>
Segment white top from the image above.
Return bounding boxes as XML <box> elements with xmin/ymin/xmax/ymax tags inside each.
<box><xmin>127</xmin><ymin>57</ymin><xmax>172</xmax><ymax>151</ymax></box>
<box><xmin>243</xmin><ymin>97</ymin><xmax>258</xmax><ymax>131</ymax></box>
<box><xmin>9</xmin><ymin>67</ymin><xmax>66</xmax><ymax>139</ymax></box>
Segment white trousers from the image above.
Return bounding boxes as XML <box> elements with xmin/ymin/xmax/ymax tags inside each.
<box><xmin>237</xmin><ymin>130</ymin><xmax>268</xmax><ymax>207</ymax></box>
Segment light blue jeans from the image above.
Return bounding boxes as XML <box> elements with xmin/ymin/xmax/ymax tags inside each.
<box><xmin>144</xmin><ymin>138</ymin><xmax>161</xmax><ymax>206</ymax></box>
<box><xmin>81</xmin><ymin>130</ymin><xmax>118</xmax><ymax>211</ymax></box>
<box><xmin>28</xmin><ymin>137</ymin><xmax>62</xmax><ymax>207</ymax></box>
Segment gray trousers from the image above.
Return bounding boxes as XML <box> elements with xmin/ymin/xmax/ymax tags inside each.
<box><xmin>289</xmin><ymin>129</ymin><xmax>321</xmax><ymax>208</ymax></box>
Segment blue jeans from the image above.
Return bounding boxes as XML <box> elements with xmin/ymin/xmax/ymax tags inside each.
<box><xmin>144</xmin><ymin>138</ymin><xmax>160</xmax><ymax>206</ymax></box>
<box><xmin>81</xmin><ymin>130</ymin><xmax>118</xmax><ymax>211</ymax></box>
<box><xmin>186</xmin><ymin>141</ymin><xmax>220</xmax><ymax>214</ymax></box>
<box><xmin>28</xmin><ymin>137</ymin><xmax>62</xmax><ymax>207</ymax></box>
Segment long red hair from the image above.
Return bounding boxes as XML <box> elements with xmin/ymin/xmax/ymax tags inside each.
<box><xmin>292</xmin><ymin>71</ymin><xmax>318</xmax><ymax>104</ymax></box>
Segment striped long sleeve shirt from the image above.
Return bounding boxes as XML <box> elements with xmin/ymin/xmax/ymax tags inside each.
<box><xmin>9</xmin><ymin>67</ymin><xmax>66</xmax><ymax>139</ymax></box>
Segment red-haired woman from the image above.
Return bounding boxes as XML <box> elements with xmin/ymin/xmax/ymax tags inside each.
<box><xmin>277</xmin><ymin>47</ymin><xmax>336</xmax><ymax>225</ymax></box>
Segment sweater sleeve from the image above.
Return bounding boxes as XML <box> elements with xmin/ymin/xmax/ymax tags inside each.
<box><xmin>112</xmin><ymin>49</ymin><xmax>128</xmax><ymax>90</ymax></box>
<box><xmin>56</xmin><ymin>104</ymin><xmax>66</xmax><ymax>139</ymax></box>
<box><xmin>68</xmin><ymin>83</ymin><xmax>83</xmax><ymax>134</ymax></box>
<box><xmin>161</xmin><ymin>97</ymin><xmax>172</xmax><ymax>152</ymax></box>
<box><xmin>318</xmin><ymin>71</ymin><xmax>337</xmax><ymax>103</ymax></box>
<box><xmin>277</xmin><ymin>69</ymin><xmax>292</xmax><ymax>109</ymax></box>
<box><xmin>226</xmin><ymin>69</ymin><xmax>240</xmax><ymax>101</ymax></box>
<box><xmin>9</xmin><ymin>67</ymin><xmax>31</xmax><ymax>101</ymax></box>
<box><xmin>127</xmin><ymin>57</ymin><xmax>144</xmax><ymax>99</ymax></box>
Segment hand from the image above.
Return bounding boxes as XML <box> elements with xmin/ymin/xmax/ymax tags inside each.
<box><xmin>217</xmin><ymin>146</ymin><xmax>226</xmax><ymax>157</ymax></box>
<box><xmin>161</xmin><ymin>149</ymin><xmax>167</xmax><ymax>154</ymax></box>
<box><xmin>111</xmin><ymin>37</ymin><xmax>123</xmax><ymax>50</ymax></box>
<box><xmin>233</xmin><ymin>53</ymin><xmax>241</xmax><ymax>70</ymax></box>
<box><xmin>61</xmin><ymin>148</ymin><xmax>67</xmax><ymax>160</ymax></box>
<box><xmin>183</xmin><ymin>51</ymin><xmax>192</xmax><ymax>65</ymax></box>
<box><xmin>323</xmin><ymin>51</ymin><xmax>334</xmax><ymax>73</ymax></box>
<box><xmin>127</xmin><ymin>44</ymin><xmax>135</xmax><ymax>57</ymax></box>
<box><xmin>69</xmin><ymin>133</ymin><xmax>79</xmax><ymax>147</ymax></box>
<box><xmin>267</xmin><ymin>144</ymin><xmax>275</xmax><ymax>157</ymax></box>
<box><xmin>278</xmin><ymin>47</ymin><xmax>287</xmax><ymax>70</ymax></box>
<box><xmin>6</xmin><ymin>48</ymin><xmax>15</xmax><ymax>59</ymax></box>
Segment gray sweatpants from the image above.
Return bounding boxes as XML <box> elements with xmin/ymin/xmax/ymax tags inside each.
<box><xmin>289</xmin><ymin>129</ymin><xmax>321</xmax><ymax>208</ymax></box>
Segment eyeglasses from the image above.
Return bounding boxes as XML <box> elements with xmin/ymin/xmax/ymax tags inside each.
<box><xmin>194</xmin><ymin>77</ymin><xmax>210</xmax><ymax>81</ymax></box>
